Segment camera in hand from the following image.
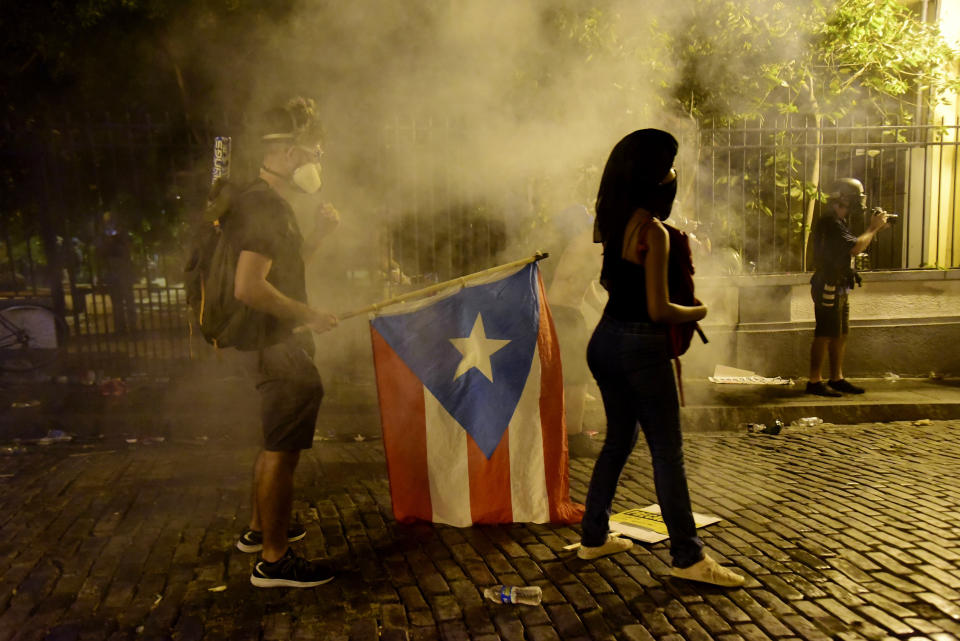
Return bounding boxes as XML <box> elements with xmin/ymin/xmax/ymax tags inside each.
<box><xmin>870</xmin><ymin>207</ymin><xmax>898</xmax><ymax>224</ymax></box>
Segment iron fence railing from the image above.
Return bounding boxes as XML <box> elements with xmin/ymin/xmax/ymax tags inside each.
<box><xmin>1</xmin><ymin>113</ymin><xmax>957</xmax><ymax>368</ymax></box>
<box><xmin>695</xmin><ymin>115</ymin><xmax>960</xmax><ymax>273</ymax></box>
<box><xmin>1</xmin><ymin>112</ymin><xmax>211</xmax><ymax>372</ymax></box>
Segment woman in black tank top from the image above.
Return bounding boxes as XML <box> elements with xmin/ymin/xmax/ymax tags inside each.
<box><xmin>576</xmin><ymin>129</ymin><xmax>744</xmax><ymax>587</ymax></box>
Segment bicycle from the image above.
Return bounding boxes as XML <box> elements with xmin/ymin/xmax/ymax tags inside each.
<box><xmin>0</xmin><ymin>303</ymin><xmax>69</xmax><ymax>372</ymax></box>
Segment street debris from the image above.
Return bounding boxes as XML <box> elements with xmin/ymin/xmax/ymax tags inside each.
<box><xmin>745</xmin><ymin>421</ymin><xmax>783</xmax><ymax>435</ymax></box>
<box><xmin>208</xmin><ymin>585</ymin><xmax>227</xmax><ymax>592</ymax></box>
<box><xmin>37</xmin><ymin>430</ymin><xmax>73</xmax><ymax>445</ymax></box>
<box><xmin>913</xmin><ymin>419</ymin><xmax>933</xmax><ymax>426</ymax></box>
<box><xmin>610</xmin><ymin>504</ymin><xmax>722</xmax><ymax>543</ymax></box>
<box><xmin>883</xmin><ymin>372</ymin><xmax>900</xmax><ymax>382</ymax></box>
<box><xmin>708</xmin><ymin>364</ymin><xmax>792</xmax><ymax>385</ymax></box>
<box><xmin>2</xmin><ymin>446</ymin><xmax>28</xmax><ymax>456</ymax></box>
<box><xmin>314</xmin><ymin>432</ymin><xmax>380</xmax><ymax>443</ymax></box>
<box><xmin>483</xmin><ymin>585</ymin><xmax>542</xmax><ymax>605</ymax></box>
<box><xmin>99</xmin><ymin>378</ymin><xmax>127</xmax><ymax>396</ymax></box>
<box><xmin>10</xmin><ymin>400</ymin><xmax>41</xmax><ymax>408</ymax></box>
<box><xmin>791</xmin><ymin>417</ymin><xmax>823</xmax><ymax>428</ymax></box>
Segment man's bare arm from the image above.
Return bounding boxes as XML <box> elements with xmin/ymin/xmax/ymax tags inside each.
<box><xmin>850</xmin><ymin>210</ymin><xmax>888</xmax><ymax>255</ymax></box>
<box><xmin>234</xmin><ymin>250</ymin><xmax>337</xmax><ymax>333</ymax></box>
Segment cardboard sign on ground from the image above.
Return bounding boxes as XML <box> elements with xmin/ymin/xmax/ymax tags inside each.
<box><xmin>609</xmin><ymin>504</ymin><xmax>721</xmax><ymax>543</ymax></box>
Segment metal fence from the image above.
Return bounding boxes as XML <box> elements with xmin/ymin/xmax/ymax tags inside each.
<box><xmin>2</xmin><ymin>113</ymin><xmax>958</xmax><ymax>370</ymax></box>
<box><xmin>0</xmin><ymin>113</ymin><xmax>209</xmax><ymax>374</ymax></box>
<box><xmin>374</xmin><ymin>117</ymin><xmax>512</xmax><ymax>290</ymax></box>
<box><xmin>695</xmin><ymin>115</ymin><xmax>960</xmax><ymax>273</ymax></box>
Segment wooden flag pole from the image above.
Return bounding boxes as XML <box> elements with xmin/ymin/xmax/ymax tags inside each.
<box><xmin>338</xmin><ymin>251</ymin><xmax>549</xmax><ymax>321</ymax></box>
<box><xmin>293</xmin><ymin>252</ymin><xmax>548</xmax><ymax>334</ymax></box>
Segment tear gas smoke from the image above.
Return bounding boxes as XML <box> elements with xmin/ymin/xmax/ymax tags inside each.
<box><xmin>172</xmin><ymin>0</ymin><xmax>832</xmax><ymax>410</ymax></box>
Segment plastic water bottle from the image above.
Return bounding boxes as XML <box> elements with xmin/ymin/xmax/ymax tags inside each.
<box><xmin>792</xmin><ymin>416</ymin><xmax>823</xmax><ymax>428</ymax></box>
<box><xmin>745</xmin><ymin>421</ymin><xmax>782</xmax><ymax>434</ymax></box>
<box><xmin>483</xmin><ymin>585</ymin><xmax>542</xmax><ymax>605</ymax></box>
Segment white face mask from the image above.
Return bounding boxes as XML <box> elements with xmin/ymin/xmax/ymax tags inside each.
<box><xmin>292</xmin><ymin>162</ymin><xmax>322</xmax><ymax>194</ymax></box>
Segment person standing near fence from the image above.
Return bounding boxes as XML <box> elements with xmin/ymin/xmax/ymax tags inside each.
<box><xmin>577</xmin><ymin>129</ymin><xmax>744</xmax><ymax>587</ymax></box>
<box><xmin>98</xmin><ymin>211</ymin><xmax>137</xmax><ymax>333</ymax></box>
<box><xmin>222</xmin><ymin>97</ymin><xmax>340</xmax><ymax>588</ymax></box>
<box><xmin>806</xmin><ymin>178</ymin><xmax>889</xmax><ymax>397</ymax></box>
<box><xmin>544</xmin><ymin>204</ymin><xmax>604</xmax><ymax>456</ymax></box>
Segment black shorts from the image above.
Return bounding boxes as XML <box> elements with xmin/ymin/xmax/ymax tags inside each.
<box><xmin>243</xmin><ymin>336</ymin><xmax>324</xmax><ymax>451</ymax></box>
<box><xmin>812</xmin><ymin>289</ymin><xmax>849</xmax><ymax>338</ymax></box>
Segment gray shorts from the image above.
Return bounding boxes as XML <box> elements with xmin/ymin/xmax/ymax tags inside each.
<box><xmin>242</xmin><ymin>336</ymin><xmax>323</xmax><ymax>451</ymax></box>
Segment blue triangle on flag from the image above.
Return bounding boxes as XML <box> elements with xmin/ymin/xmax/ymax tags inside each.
<box><xmin>371</xmin><ymin>264</ymin><xmax>540</xmax><ymax>459</ymax></box>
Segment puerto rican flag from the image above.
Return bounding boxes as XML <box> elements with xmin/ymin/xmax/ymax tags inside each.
<box><xmin>370</xmin><ymin>262</ymin><xmax>584</xmax><ymax>526</ymax></box>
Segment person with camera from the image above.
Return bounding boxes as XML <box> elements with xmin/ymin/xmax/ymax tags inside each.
<box><xmin>806</xmin><ymin>178</ymin><xmax>890</xmax><ymax>397</ymax></box>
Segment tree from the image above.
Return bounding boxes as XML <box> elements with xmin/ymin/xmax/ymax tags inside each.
<box><xmin>1</xmin><ymin>0</ymin><xmax>305</xmax><ymax>303</ymax></box>
<box><xmin>669</xmin><ymin>0</ymin><xmax>960</xmax><ymax>267</ymax></box>
<box><xmin>1</xmin><ymin>1</ymin><xmax>301</xmax><ymax>125</ymax></box>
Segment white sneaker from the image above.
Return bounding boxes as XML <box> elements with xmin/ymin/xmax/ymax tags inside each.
<box><xmin>671</xmin><ymin>553</ymin><xmax>745</xmax><ymax>587</ymax></box>
<box><xmin>577</xmin><ymin>535</ymin><xmax>633</xmax><ymax>560</ymax></box>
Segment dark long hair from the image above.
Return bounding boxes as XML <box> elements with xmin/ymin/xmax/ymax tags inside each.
<box><xmin>594</xmin><ymin>129</ymin><xmax>678</xmax><ymax>243</ymax></box>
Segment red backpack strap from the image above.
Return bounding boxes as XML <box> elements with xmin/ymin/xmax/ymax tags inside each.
<box><xmin>625</xmin><ymin>217</ymin><xmax>654</xmax><ymax>263</ymax></box>
<box><xmin>673</xmin><ymin>357</ymin><xmax>685</xmax><ymax>407</ymax></box>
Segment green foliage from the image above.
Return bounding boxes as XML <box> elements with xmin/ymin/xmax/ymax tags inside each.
<box><xmin>663</xmin><ymin>0</ymin><xmax>958</xmax><ymax>270</ymax></box>
<box><xmin>1</xmin><ymin>0</ymin><xmax>298</xmax><ymax>117</ymax></box>
<box><xmin>666</xmin><ymin>0</ymin><xmax>960</xmax><ymax>125</ymax></box>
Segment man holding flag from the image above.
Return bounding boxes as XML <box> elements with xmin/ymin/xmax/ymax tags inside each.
<box><xmin>223</xmin><ymin>98</ymin><xmax>339</xmax><ymax>588</ymax></box>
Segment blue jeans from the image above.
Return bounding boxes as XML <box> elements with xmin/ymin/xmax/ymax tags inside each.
<box><xmin>580</xmin><ymin>315</ymin><xmax>704</xmax><ymax>568</ymax></box>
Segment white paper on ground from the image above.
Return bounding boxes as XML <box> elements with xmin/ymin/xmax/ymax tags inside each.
<box><xmin>609</xmin><ymin>504</ymin><xmax>722</xmax><ymax>544</ymax></box>
<box><xmin>708</xmin><ymin>364</ymin><xmax>792</xmax><ymax>385</ymax></box>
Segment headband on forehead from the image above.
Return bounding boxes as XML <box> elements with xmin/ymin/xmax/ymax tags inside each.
<box><xmin>259</xmin><ymin>97</ymin><xmax>322</xmax><ymax>145</ymax></box>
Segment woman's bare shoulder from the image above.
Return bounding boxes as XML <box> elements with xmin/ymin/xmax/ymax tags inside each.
<box><xmin>646</xmin><ymin>217</ymin><xmax>668</xmax><ymax>245</ymax></box>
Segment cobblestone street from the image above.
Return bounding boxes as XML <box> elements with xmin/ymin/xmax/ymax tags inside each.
<box><xmin>2</xmin><ymin>420</ymin><xmax>959</xmax><ymax>640</ymax></box>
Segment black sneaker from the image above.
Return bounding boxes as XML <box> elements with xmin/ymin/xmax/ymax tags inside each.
<box><xmin>829</xmin><ymin>379</ymin><xmax>865</xmax><ymax>394</ymax></box>
<box><xmin>236</xmin><ymin>523</ymin><xmax>307</xmax><ymax>553</ymax></box>
<box><xmin>250</xmin><ymin>548</ymin><xmax>334</xmax><ymax>588</ymax></box>
<box><xmin>805</xmin><ymin>381</ymin><xmax>842</xmax><ymax>397</ymax></box>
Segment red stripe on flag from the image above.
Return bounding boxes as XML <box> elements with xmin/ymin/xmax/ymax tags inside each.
<box><xmin>536</xmin><ymin>273</ymin><xmax>585</xmax><ymax>524</ymax></box>
<box><xmin>371</xmin><ymin>327</ymin><xmax>432</xmax><ymax>523</ymax></box>
<box><xmin>467</xmin><ymin>428</ymin><xmax>513</xmax><ymax>524</ymax></box>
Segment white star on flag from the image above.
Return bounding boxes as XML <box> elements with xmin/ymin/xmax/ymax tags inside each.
<box><xmin>449</xmin><ymin>313</ymin><xmax>511</xmax><ymax>382</ymax></box>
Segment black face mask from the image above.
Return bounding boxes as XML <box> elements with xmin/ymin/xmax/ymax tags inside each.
<box><xmin>648</xmin><ymin>178</ymin><xmax>678</xmax><ymax>221</ymax></box>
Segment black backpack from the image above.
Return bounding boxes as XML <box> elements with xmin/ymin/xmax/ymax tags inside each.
<box><xmin>184</xmin><ymin>182</ymin><xmax>265</xmax><ymax>349</ymax></box>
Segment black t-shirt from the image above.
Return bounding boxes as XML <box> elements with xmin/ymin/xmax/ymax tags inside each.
<box><xmin>812</xmin><ymin>214</ymin><xmax>857</xmax><ymax>288</ymax></box>
<box><xmin>221</xmin><ymin>180</ymin><xmax>307</xmax><ymax>346</ymax></box>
